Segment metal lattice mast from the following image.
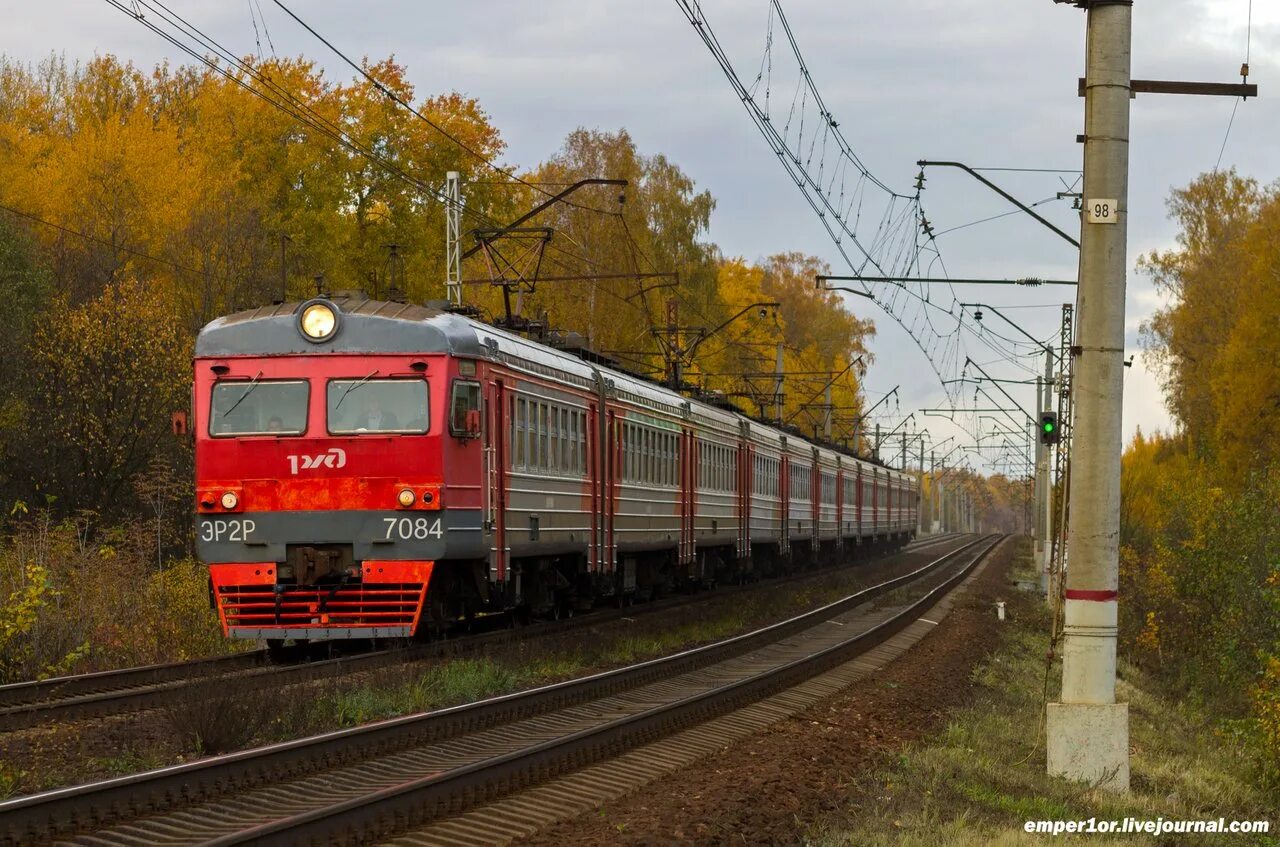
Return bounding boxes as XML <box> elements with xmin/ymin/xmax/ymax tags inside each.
<box><xmin>1049</xmin><ymin>302</ymin><xmax>1074</xmax><ymax>616</ymax></box>
<box><xmin>445</xmin><ymin>171</ymin><xmax>462</xmax><ymax>307</ymax></box>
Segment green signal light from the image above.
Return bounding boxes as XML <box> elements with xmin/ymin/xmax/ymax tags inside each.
<box><xmin>1043</xmin><ymin>422</ymin><xmax>1055</xmax><ymax>432</ymax></box>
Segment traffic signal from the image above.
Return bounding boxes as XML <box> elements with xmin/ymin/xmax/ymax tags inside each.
<box><xmin>1039</xmin><ymin>410</ymin><xmax>1060</xmax><ymax>445</ymax></box>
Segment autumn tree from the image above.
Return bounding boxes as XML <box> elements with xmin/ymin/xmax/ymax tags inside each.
<box><xmin>1124</xmin><ymin>169</ymin><xmax>1280</xmax><ymax>777</ymax></box>
<box><xmin>1139</xmin><ymin>169</ymin><xmax>1280</xmax><ymax>476</ymax></box>
<box><xmin>8</xmin><ymin>280</ymin><xmax>189</xmax><ymax>516</ymax></box>
<box><xmin>700</xmin><ymin>254</ymin><xmax>874</xmax><ymax>436</ymax></box>
<box><xmin>0</xmin><ymin>219</ymin><xmax>51</xmax><ymax>499</ymax></box>
<box><xmin>0</xmin><ymin>55</ymin><xmax>514</xmax><ymax>330</ymax></box>
<box><xmin>495</xmin><ymin>128</ymin><xmax>719</xmax><ymax>360</ymax></box>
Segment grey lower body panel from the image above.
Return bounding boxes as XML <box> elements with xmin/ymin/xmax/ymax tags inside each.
<box><xmin>197</xmin><ymin>509</ymin><xmax>485</xmax><ymax>562</ymax></box>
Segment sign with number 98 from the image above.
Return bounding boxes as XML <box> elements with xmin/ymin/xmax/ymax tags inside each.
<box><xmin>1086</xmin><ymin>199</ymin><xmax>1118</xmax><ymax>224</ymax></box>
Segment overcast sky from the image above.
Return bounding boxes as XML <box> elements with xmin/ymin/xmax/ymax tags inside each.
<box><xmin>7</xmin><ymin>0</ymin><xmax>1274</xmax><ymax>474</ymax></box>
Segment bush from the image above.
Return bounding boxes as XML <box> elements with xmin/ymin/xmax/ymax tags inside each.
<box><xmin>0</xmin><ymin>512</ymin><xmax>236</xmax><ymax>683</ymax></box>
<box><xmin>161</xmin><ymin>679</ymin><xmax>271</xmax><ymax>755</ymax></box>
<box><xmin>1119</xmin><ymin>441</ymin><xmax>1280</xmax><ymax>782</ymax></box>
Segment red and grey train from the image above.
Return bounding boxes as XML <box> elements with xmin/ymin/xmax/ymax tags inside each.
<box><xmin>194</xmin><ymin>295</ymin><xmax>918</xmax><ymax>645</ymax></box>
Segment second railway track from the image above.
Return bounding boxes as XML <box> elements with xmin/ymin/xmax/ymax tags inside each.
<box><xmin>0</xmin><ymin>532</ymin><xmax>1000</xmax><ymax>847</ymax></box>
<box><xmin>0</xmin><ymin>533</ymin><xmax>962</xmax><ymax>733</ymax></box>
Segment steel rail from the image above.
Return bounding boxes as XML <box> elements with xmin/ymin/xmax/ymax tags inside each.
<box><xmin>0</xmin><ymin>534</ymin><xmax>978</xmax><ymax>845</ymax></box>
<box><xmin>0</xmin><ymin>651</ymin><xmax>268</xmax><ymax>712</ymax></box>
<box><xmin>0</xmin><ymin>534</ymin><xmax>956</xmax><ymax>733</ymax></box>
<box><xmin>216</xmin><ymin>535</ymin><xmax>1005</xmax><ymax>846</ymax></box>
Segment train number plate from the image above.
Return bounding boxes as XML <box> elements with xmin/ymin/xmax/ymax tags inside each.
<box><xmin>200</xmin><ymin>518</ymin><xmax>257</xmax><ymax>542</ymax></box>
<box><xmin>382</xmin><ymin>516</ymin><xmax>444</xmax><ymax>541</ymax></box>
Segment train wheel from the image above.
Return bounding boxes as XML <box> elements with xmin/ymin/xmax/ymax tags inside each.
<box><xmin>265</xmin><ymin>639</ymin><xmax>306</xmax><ymax>662</ymax></box>
<box><xmin>552</xmin><ymin>596</ymin><xmax>575</xmax><ymax>620</ymax></box>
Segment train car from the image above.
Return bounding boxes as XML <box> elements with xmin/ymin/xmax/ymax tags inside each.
<box><xmin>193</xmin><ymin>295</ymin><xmax>918</xmax><ymax>646</ymax></box>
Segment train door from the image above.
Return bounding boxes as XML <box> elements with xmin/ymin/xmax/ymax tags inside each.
<box><xmin>855</xmin><ymin>464</ymin><xmax>863</xmax><ymax>539</ymax></box>
<box><xmin>779</xmin><ymin>440</ymin><xmax>790</xmax><ymax>556</ymax></box>
<box><xmin>606</xmin><ymin>410</ymin><xmax>620</xmax><ymax>572</ymax></box>
<box><xmin>486</xmin><ymin>379</ymin><xmax>508</xmax><ymax>585</ymax></box>
<box><xmin>680</xmin><ymin>428</ymin><xmax>695</xmax><ymax>565</ymax></box>
<box><xmin>835</xmin><ymin>459</ymin><xmax>843</xmax><ymax>551</ymax></box>
<box><xmin>872</xmin><ymin>467</ymin><xmax>879</xmax><ymax>538</ymax></box>
<box><xmin>589</xmin><ymin>370</ymin><xmax>615</xmax><ymax>577</ymax></box>
<box><xmin>810</xmin><ymin>449</ymin><xmax>820</xmax><ymax>534</ymax></box>
<box><xmin>736</xmin><ymin>426</ymin><xmax>750</xmax><ymax>563</ymax></box>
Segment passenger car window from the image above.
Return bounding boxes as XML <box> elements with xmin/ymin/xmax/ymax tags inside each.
<box><xmin>209</xmin><ymin>379</ymin><xmax>308</xmax><ymax>436</ymax></box>
<box><xmin>327</xmin><ymin>378</ymin><xmax>428</xmax><ymax>434</ymax></box>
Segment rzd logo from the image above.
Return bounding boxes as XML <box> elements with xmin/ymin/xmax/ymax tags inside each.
<box><xmin>287</xmin><ymin>448</ymin><xmax>347</xmax><ymax>475</ymax></box>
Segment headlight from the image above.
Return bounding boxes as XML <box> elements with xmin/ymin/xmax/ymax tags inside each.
<box><xmin>299</xmin><ymin>301</ymin><xmax>338</xmax><ymax>341</ymax></box>
<box><xmin>397</xmin><ymin>488</ymin><xmax>416</xmax><ymax>508</ymax></box>
<box><xmin>220</xmin><ymin>491</ymin><xmax>239</xmax><ymax>510</ymax></box>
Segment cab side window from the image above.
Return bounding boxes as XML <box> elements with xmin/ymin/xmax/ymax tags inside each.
<box><xmin>449</xmin><ymin>380</ymin><xmax>482</xmax><ymax>437</ymax></box>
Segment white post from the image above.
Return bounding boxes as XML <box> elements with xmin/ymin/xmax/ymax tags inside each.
<box><xmin>1047</xmin><ymin>0</ymin><xmax>1131</xmax><ymax>793</ymax></box>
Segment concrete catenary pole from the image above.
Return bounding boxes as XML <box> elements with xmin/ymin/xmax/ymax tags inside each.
<box><xmin>1047</xmin><ymin>0</ymin><xmax>1131</xmax><ymax>792</ymax></box>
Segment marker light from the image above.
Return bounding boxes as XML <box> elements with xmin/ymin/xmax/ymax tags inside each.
<box><xmin>299</xmin><ymin>301</ymin><xmax>338</xmax><ymax>341</ymax></box>
<box><xmin>397</xmin><ymin>488</ymin><xmax>416</xmax><ymax>508</ymax></box>
<box><xmin>220</xmin><ymin>491</ymin><xmax>239</xmax><ymax>510</ymax></box>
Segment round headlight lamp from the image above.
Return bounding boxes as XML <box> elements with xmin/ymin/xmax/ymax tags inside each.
<box><xmin>220</xmin><ymin>491</ymin><xmax>239</xmax><ymax>510</ymax></box>
<box><xmin>299</xmin><ymin>300</ymin><xmax>339</xmax><ymax>342</ymax></box>
<box><xmin>397</xmin><ymin>488</ymin><xmax>416</xmax><ymax>508</ymax></box>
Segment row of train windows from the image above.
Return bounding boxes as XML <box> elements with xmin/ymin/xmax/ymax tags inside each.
<box><xmin>789</xmin><ymin>463</ymin><xmax>812</xmax><ymax>501</ymax></box>
<box><xmin>511</xmin><ymin>397</ymin><xmax>587</xmax><ymax>476</ymax></box>
<box><xmin>753</xmin><ymin>455</ymin><xmax>780</xmax><ymax>496</ymax></box>
<box><xmin>508</xmin><ymin>398</ymin><xmax>913</xmax><ymax>500</ymax></box>
<box><xmin>698</xmin><ymin>441</ymin><xmax>736</xmax><ymax>492</ymax></box>
<box><xmin>622</xmin><ymin>422</ymin><xmax>679</xmax><ymax>487</ymax></box>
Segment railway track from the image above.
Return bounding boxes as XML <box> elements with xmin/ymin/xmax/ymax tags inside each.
<box><xmin>0</xmin><ymin>532</ymin><xmax>997</xmax><ymax>847</ymax></box>
<box><xmin>0</xmin><ymin>533</ymin><xmax>961</xmax><ymax>732</ymax></box>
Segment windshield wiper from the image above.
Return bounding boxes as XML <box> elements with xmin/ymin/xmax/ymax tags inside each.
<box><xmin>334</xmin><ymin>369</ymin><xmax>380</xmax><ymax>410</ymax></box>
<box><xmin>219</xmin><ymin>371</ymin><xmax>264</xmax><ymax>419</ymax></box>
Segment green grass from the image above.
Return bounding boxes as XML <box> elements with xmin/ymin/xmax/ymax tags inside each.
<box><xmin>805</xmin><ymin>555</ymin><xmax>1279</xmax><ymax>846</ymax></box>
<box><xmin>87</xmin><ymin>749</ymin><xmax>169</xmax><ymax>778</ymax></box>
<box><xmin>278</xmin><ymin>569</ymin><xmax>894</xmax><ymax>738</ymax></box>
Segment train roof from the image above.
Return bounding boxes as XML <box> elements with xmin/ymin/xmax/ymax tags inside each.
<box><xmin>196</xmin><ymin>295</ymin><xmax>909</xmax><ymax>478</ymax></box>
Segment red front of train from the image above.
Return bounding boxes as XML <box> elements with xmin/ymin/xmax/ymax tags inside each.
<box><xmin>194</xmin><ymin>297</ymin><xmax>488</xmax><ymax>642</ymax></box>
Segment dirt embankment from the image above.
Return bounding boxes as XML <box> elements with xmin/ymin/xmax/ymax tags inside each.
<box><xmin>524</xmin><ymin>537</ymin><xmax>1022</xmax><ymax>847</ymax></box>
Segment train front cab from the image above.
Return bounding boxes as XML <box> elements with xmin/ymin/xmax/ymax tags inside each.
<box><xmin>194</xmin><ymin>302</ymin><xmax>491</xmax><ymax>644</ymax></box>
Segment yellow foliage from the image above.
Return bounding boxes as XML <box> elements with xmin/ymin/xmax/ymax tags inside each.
<box><xmin>0</xmin><ymin>514</ymin><xmax>236</xmax><ymax>682</ymax></box>
<box><xmin>1134</xmin><ymin>610</ymin><xmax>1160</xmax><ymax>656</ymax></box>
<box><xmin>1138</xmin><ymin>170</ymin><xmax>1280</xmax><ymax>476</ymax></box>
<box><xmin>1251</xmin><ymin>656</ymin><xmax>1280</xmax><ymax>772</ymax></box>
<box><xmin>13</xmin><ymin>279</ymin><xmax>188</xmax><ymax>514</ymax></box>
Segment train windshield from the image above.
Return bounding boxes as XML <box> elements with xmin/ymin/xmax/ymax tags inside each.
<box><xmin>327</xmin><ymin>378</ymin><xmax>428</xmax><ymax>434</ymax></box>
<box><xmin>209</xmin><ymin>379</ymin><xmax>309</xmax><ymax>436</ymax></box>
